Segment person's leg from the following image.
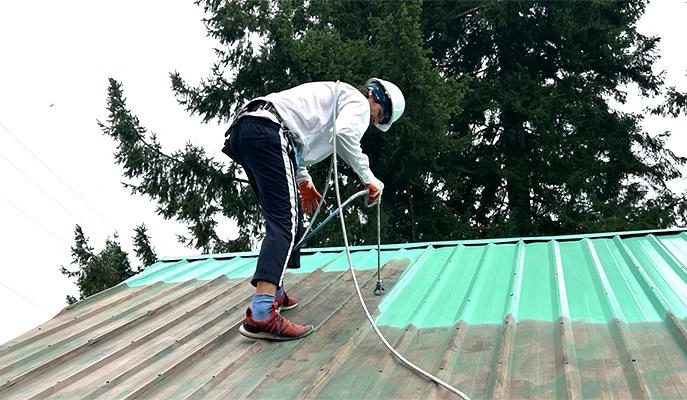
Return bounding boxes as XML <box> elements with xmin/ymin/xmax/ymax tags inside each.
<box><xmin>231</xmin><ymin>117</ymin><xmax>297</xmax><ymax>288</ymax></box>
<box><xmin>253</xmin><ymin>281</ymin><xmax>278</xmax><ymax>320</ymax></box>
<box><xmin>277</xmin><ymin>140</ymin><xmax>303</xmax><ymax>309</ymax></box>
<box><xmin>248</xmin><ymin>130</ymin><xmax>298</xmax><ymax>282</ymax></box>
<box><xmin>229</xmin><ymin>117</ymin><xmax>312</xmax><ymax>340</ymax></box>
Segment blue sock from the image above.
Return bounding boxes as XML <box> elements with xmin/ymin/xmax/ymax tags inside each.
<box><xmin>252</xmin><ymin>294</ymin><xmax>275</xmax><ymax>321</ymax></box>
<box><xmin>275</xmin><ymin>286</ymin><xmax>284</xmax><ymax>298</ymax></box>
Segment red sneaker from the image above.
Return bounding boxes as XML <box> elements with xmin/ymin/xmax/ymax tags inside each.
<box><xmin>239</xmin><ymin>302</ymin><xmax>314</xmax><ymax>341</ymax></box>
<box><xmin>276</xmin><ymin>290</ymin><xmax>298</xmax><ymax>311</ymax></box>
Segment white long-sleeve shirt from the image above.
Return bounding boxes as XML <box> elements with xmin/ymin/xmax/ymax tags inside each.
<box><xmin>253</xmin><ymin>81</ymin><xmax>379</xmax><ymax>186</ymax></box>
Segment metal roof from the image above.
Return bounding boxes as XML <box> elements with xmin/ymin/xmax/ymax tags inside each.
<box><xmin>2</xmin><ymin>228</ymin><xmax>687</xmax><ymax>399</ymax></box>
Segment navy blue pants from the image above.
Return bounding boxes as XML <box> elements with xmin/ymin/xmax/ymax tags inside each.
<box><xmin>228</xmin><ymin>116</ymin><xmax>301</xmax><ymax>288</ymax></box>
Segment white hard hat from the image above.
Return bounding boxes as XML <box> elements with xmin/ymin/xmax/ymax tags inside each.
<box><xmin>365</xmin><ymin>77</ymin><xmax>405</xmax><ymax>132</ymax></box>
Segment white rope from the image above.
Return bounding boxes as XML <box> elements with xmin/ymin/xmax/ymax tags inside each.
<box><xmin>329</xmin><ymin>81</ymin><xmax>470</xmax><ymax>399</ymax></box>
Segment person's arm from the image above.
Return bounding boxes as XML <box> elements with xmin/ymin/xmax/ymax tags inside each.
<box><xmin>334</xmin><ymin>99</ymin><xmax>384</xmax><ymax>206</ymax></box>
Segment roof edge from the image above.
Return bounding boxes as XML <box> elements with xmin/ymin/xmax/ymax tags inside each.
<box><xmin>154</xmin><ymin>227</ymin><xmax>687</xmax><ymax>263</ymax></box>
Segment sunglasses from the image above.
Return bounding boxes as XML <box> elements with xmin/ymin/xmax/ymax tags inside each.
<box><xmin>371</xmin><ymin>94</ymin><xmax>390</xmax><ymax>124</ymax></box>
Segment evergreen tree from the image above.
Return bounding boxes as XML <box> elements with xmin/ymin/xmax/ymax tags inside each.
<box><xmin>60</xmin><ymin>224</ymin><xmax>158</xmax><ymax>305</ymax></box>
<box><xmin>101</xmin><ymin>0</ymin><xmax>462</xmax><ymax>249</ymax></box>
<box><xmin>99</xmin><ymin>79</ymin><xmax>259</xmax><ymax>253</ymax></box>
<box><xmin>132</xmin><ymin>223</ymin><xmax>158</xmax><ymax>273</ymax></box>
<box><xmin>421</xmin><ymin>0</ymin><xmax>686</xmax><ymax>236</ymax></box>
<box><xmin>100</xmin><ymin>0</ymin><xmax>685</xmax><ymax>251</ymax></box>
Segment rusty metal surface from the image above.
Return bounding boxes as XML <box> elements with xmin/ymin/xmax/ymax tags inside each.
<box><xmin>2</xmin><ymin>229</ymin><xmax>687</xmax><ymax>399</ymax></box>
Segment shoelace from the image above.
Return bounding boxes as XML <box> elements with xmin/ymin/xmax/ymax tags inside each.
<box><xmin>267</xmin><ymin>314</ymin><xmax>287</xmax><ymax>335</ymax></box>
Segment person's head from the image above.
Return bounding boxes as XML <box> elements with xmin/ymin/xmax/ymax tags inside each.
<box><xmin>360</xmin><ymin>78</ymin><xmax>405</xmax><ymax>131</ymax></box>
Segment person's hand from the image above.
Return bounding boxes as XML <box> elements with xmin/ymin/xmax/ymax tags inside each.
<box><xmin>299</xmin><ymin>180</ymin><xmax>324</xmax><ymax>215</ymax></box>
<box><xmin>365</xmin><ymin>180</ymin><xmax>384</xmax><ymax>207</ymax></box>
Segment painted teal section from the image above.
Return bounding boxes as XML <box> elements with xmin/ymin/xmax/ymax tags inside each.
<box><xmin>376</xmin><ymin>230</ymin><xmax>687</xmax><ymax>327</ymax></box>
<box><xmin>517</xmin><ymin>241</ymin><xmax>557</xmax><ymax>321</ymax></box>
<box><xmin>125</xmin><ymin>229</ymin><xmax>687</xmax><ymax>328</ymax></box>
<box><xmin>125</xmin><ymin>249</ymin><xmax>401</xmax><ymax>287</ymax></box>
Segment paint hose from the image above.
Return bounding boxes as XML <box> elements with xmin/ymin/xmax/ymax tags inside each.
<box><xmin>294</xmin><ymin>188</ymin><xmax>366</xmax><ymax>250</ymax></box>
<box><xmin>328</xmin><ymin>81</ymin><xmax>470</xmax><ymax>400</ymax></box>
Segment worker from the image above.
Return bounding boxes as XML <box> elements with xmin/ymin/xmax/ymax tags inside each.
<box><xmin>223</xmin><ymin>78</ymin><xmax>405</xmax><ymax>340</ymax></box>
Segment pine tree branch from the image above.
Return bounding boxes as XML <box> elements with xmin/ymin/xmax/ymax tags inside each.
<box><xmin>134</xmin><ymin>130</ymin><xmax>182</xmax><ymax>165</ymax></box>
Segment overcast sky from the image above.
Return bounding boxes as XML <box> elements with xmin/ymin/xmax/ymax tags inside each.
<box><xmin>1</xmin><ymin>1</ymin><xmax>686</xmax><ymax>345</ymax></box>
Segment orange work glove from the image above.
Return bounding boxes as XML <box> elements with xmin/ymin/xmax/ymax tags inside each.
<box><xmin>365</xmin><ymin>180</ymin><xmax>384</xmax><ymax>207</ymax></box>
<box><xmin>299</xmin><ymin>180</ymin><xmax>324</xmax><ymax>215</ymax></box>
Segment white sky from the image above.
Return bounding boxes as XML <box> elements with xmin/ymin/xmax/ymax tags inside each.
<box><xmin>0</xmin><ymin>1</ymin><xmax>685</xmax><ymax>345</ymax></box>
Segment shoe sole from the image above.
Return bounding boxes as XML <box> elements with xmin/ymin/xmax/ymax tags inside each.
<box><xmin>277</xmin><ymin>302</ymin><xmax>298</xmax><ymax>312</ymax></box>
<box><xmin>239</xmin><ymin>324</ymin><xmax>314</xmax><ymax>341</ymax></box>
